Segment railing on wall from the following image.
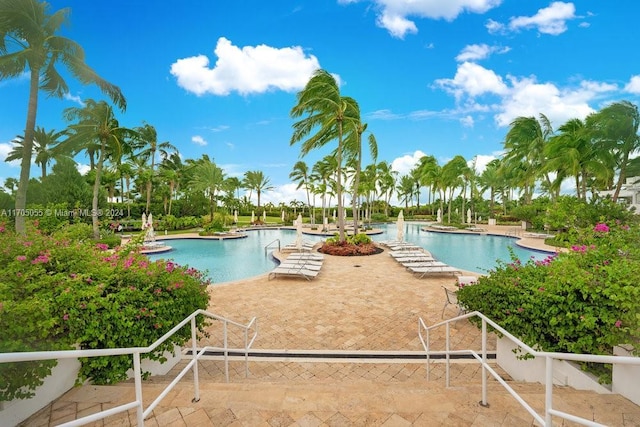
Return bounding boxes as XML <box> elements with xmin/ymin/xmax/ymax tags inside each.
<box><xmin>0</xmin><ymin>309</ymin><xmax>257</xmax><ymax>427</ymax></box>
<box><xmin>418</xmin><ymin>311</ymin><xmax>639</xmax><ymax>427</ymax></box>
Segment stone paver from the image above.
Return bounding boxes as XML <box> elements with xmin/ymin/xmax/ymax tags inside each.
<box><xmin>18</xmin><ymin>225</ymin><xmax>639</xmax><ymax>426</ymax></box>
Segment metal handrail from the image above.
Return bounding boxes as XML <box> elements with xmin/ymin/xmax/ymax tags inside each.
<box><xmin>0</xmin><ymin>309</ymin><xmax>258</xmax><ymax>427</ymax></box>
<box><xmin>264</xmin><ymin>238</ymin><xmax>280</xmax><ymax>256</ymax></box>
<box><xmin>418</xmin><ymin>311</ymin><xmax>640</xmax><ymax>427</ymax></box>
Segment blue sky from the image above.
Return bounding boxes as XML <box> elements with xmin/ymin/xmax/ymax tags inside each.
<box><xmin>1</xmin><ymin>1</ymin><xmax>639</xmax><ymax>206</ymax></box>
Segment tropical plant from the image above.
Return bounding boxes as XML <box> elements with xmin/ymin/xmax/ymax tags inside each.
<box><xmin>0</xmin><ymin>0</ymin><xmax>125</xmax><ymax>233</ymax></box>
<box><xmin>457</xmin><ymin>220</ymin><xmax>640</xmax><ymax>382</ymax></box>
<box><xmin>189</xmin><ymin>157</ymin><xmax>226</xmax><ymax>218</ymax></box>
<box><xmin>60</xmin><ymin>99</ymin><xmax>137</xmax><ymax>239</ymax></box>
<box><xmin>134</xmin><ymin>123</ymin><xmax>177</xmax><ymax>213</ymax></box>
<box><xmin>290</xmin><ymin>161</ymin><xmax>313</xmax><ymax>220</ymax></box>
<box><xmin>590</xmin><ymin>100</ymin><xmax>640</xmax><ymax>202</ymax></box>
<box><xmin>502</xmin><ymin>114</ymin><xmax>554</xmax><ymax>204</ymax></box>
<box><xmin>0</xmin><ymin>222</ymin><xmax>210</xmax><ymax>399</ymax></box>
<box><xmin>242</xmin><ymin>170</ymin><xmax>273</xmax><ymax>209</ymax></box>
<box><xmin>291</xmin><ymin>69</ymin><xmax>360</xmax><ymax>242</ymax></box>
<box><xmin>5</xmin><ymin>127</ymin><xmax>67</xmax><ymax>179</ymax></box>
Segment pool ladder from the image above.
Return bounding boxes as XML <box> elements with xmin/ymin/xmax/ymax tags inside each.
<box><xmin>264</xmin><ymin>238</ymin><xmax>280</xmax><ymax>256</ymax></box>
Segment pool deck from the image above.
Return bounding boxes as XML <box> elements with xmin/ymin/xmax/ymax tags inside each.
<box><xmin>22</xmin><ymin>225</ymin><xmax>637</xmax><ymax>426</ymax></box>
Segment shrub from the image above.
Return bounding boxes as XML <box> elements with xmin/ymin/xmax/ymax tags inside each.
<box><xmin>457</xmin><ymin>221</ymin><xmax>640</xmax><ymax>383</ymax></box>
<box><xmin>0</xmin><ymin>222</ymin><xmax>210</xmax><ymax>400</ymax></box>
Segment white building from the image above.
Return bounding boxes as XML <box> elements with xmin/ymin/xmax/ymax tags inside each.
<box><xmin>597</xmin><ymin>176</ymin><xmax>640</xmax><ymax>212</ymax></box>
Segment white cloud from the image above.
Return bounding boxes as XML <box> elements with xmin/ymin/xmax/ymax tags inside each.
<box><xmin>435</xmin><ymin>62</ymin><xmax>508</xmax><ymax>99</ymax></box>
<box><xmin>261</xmin><ymin>182</ymin><xmax>308</xmax><ymax>206</ymax></box>
<box><xmin>456</xmin><ymin>44</ymin><xmax>510</xmax><ymax>62</ymax></box>
<box><xmin>391</xmin><ymin>150</ymin><xmax>427</xmax><ymax>176</ymax></box>
<box><xmin>495</xmin><ymin>76</ymin><xmax>596</xmax><ymax>126</ymax></box>
<box><xmin>625</xmin><ymin>75</ymin><xmax>640</xmax><ymax>94</ymax></box>
<box><xmin>460</xmin><ymin>115</ymin><xmax>474</xmax><ymax>127</ymax></box>
<box><xmin>340</xmin><ymin>0</ymin><xmax>502</xmax><ymax>38</ymax></box>
<box><xmin>434</xmin><ymin>62</ymin><xmax>618</xmax><ymax>128</ymax></box>
<box><xmin>191</xmin><ymin>135</ymin><xmax>207</xmax><ymax>146</ymax></box>
<box><xmin>508</xmin><ymin>1</ymin><xmax>576</xmax><ymax>35</ymax></box>
<box><xmin>77</xmin><ymin>163</ymin><xmax>90</xmax><ymax>176</ymax></box>
<box><xmin>64</xmin><ymin>92</ymin><xmax>85</xmax><ymax>106</ymax></box>
<box><xmin>170</xmin><ymin>37</ymin><xmax>321</xmax><ymax>96</ymax></box>
<box><xmin>367</xmin><ymin>109</ymin><xmax>403</xmax><ymax>120</ymax></box>
<box><xmin>471</xmin><ymin>153</ymin><xmax>500</xmax><ymax>173</ymax></box>
<box><xmin>0</xmin><ymin>142</ymin><xmax>19</xmax><ymax>167</ymax></box>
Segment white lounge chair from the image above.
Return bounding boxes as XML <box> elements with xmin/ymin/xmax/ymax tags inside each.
<box><xmin>394</xmin><ymin>256</ymin><xmax>436</xmax><ymax>264</ymax></box>
<box><xmin>389</xmin><ymin>250</ymin><xmax>428</xmax><ymax>258</ymax></box>
<box><xmin>278</xmin><ymin>262</ymin><xmax>322</xmax><ymax>271</ymax></box>
<box><xmin>408</xmin><ymin>265</ymin><xmax>461</xmax><ymax>278</ymax></box>
<box><xmin>287</xmin><ymin>253</ymin><xmax>324</xmax><ymax>261</ymax></box>
<box><xmin>402</xmin><ymin>261</ymin><xmax>448</xmax><ymax>269</ymax></box>
<box><xmin>268</xmin><ymin>266</ymin><xmax>320</xmax><ymax>281</ymax></box>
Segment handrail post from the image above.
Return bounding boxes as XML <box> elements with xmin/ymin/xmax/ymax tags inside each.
<box><xmin>191</xmin><ymin>316</ymin><xmax>200</xmax><ymax>402</ymax></box>
<box><xmin>545</xmin><ymin>356</ymin><xmax>553</xmax><ymax>426</ymax></box>
<box><xmin>224</xmin><ymin>320</ymin><xmax>229</xmax><ymax>383</ymax></box>
<box><xmin>481</xmin><ymin>318</ymin><xmax>488</xmax><ymax>406</ymax></box>
<box><xmin>133</xmin><ymin>352</ymin><xmax>145</xmax><ymax>426</ymax></box>
<box><xmin>445</xmin><ymin>322</ymin><xmax>450</xmax><ymax>387</ymax></box>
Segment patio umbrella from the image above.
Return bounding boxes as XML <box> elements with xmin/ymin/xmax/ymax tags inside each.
<box><xmin>141</xmin><ymin>212</ymin><xmax>147</xmax><ymax>230</ymax></box>
<box><xmin>251</xmin><ymin>211</ymin><xmax>255</xmax><ymax>223</ymax></box>
<box><xmin>397</xmin><ymin>210</ymin><xmax>405</xmax><ymax>242</ymax></box>
<box><xmin>263</xmin><ymin>210</ymin><xmax>266</xmax><ymax>221</ymax></box>
<box><xmin>146</xmin><ymin>213</ymin><xmax>155</xmax><ymax>242</ymax></box>
<box><xmin>281</xmin><ymin>210</ymin><xmax>285</xmax><ymax>222</ymax></box>
<box><xmin>295</xmin><ymin>214</ymin><xmax>303</xmax><ymax>250</ymax></box>
<box><xmin>233</xmin><ymin>210</ymin><xmax>238</xmax><ymax>223</ymax></box>
<box><xmin>333</xmin><ymin>209</ymin><xmax>336</xmax><ymax>221</ymax></box>
<box><xmin>467</xmin><ymin>208</ymin><xmax>472</xmax><ymax>224</ymax></box>
<box><xmin>437</xmin><ymin>208</ymin><xmax>442</xmax><ymax>223</ymax></box>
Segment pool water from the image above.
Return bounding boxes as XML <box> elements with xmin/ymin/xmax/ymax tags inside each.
<box><xmin>146</xmin><ymin>224</ymin><xmax>550</xmax><ymax>283</ymax></box>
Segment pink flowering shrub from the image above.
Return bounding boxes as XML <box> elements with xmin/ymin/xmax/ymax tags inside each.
<box><xmin>0</xmin><ymin>222</ymin><xmax>210</xmax><ymax>400</ymax></box>
<box><xmin>457</xmin><ymin>221</ymin><xmax>640</xmax><ymax>383</ymax></box>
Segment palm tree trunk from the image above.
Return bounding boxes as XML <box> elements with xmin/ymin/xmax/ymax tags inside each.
<box><xmin>336</xmin><ymin>123</ymin><xmax>345</xmax><ymax>242</ymax></box>
<box><xmin>92</xmin><ymin>141</ymin><xmax>107</xmax><ymax>239</ymax></box>
<box><xmin>15</xmin><ymin>69</ymin><xmax>41</xmax><ymax>234</ymax></box>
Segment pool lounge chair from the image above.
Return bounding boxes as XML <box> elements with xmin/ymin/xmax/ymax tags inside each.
<box><xmin>389</xmin><ymin>250</ymin><xmax>428</xmax><ymax>258</ymax></box>
<box><xmin>268</xmin><ymin>266</ymin><xmax>320</xmax><ymax>281</ymax></box>
<box><xmin>407</xmin><ymin>265</ymin><xmax>461</xmax><ymax>278</ymax></box>
<box><xmin>393</xmin><ymin>256</ymin><xmax>436</xmax><ymax>264</ymax></box>
<box><xmin>287</xmin><ymin>252</ymin><xmax>324</xmax><ymax>261</ymax></box>
<box><xmin>278</xmin><ymin>262</ymin><xmax>322</xmax><ymax>271</ymax></box>
<box><xmin>441</xmin><ymin>286</ymin><xmax>466</xmax><ymax>318</ymax></box>
<box><xmin>402</xmin><ymin>261</ymin><xmax>449</xmax><ymax>269</ymax></box>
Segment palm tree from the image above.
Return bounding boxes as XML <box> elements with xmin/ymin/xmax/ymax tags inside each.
<box><xmin>242</xmin><ymin>170</ymin><xmax>273</xmax><ymax>209</ymax></box>
<box><xmin>545</xmin><ymin>118</ymin><xmax>610</xmax><ymax>200</ymax></box>
<box><xmin>478</xmin><ymin>159</ymin><xmax>504</xmax><ymax>216</ymax></box>
<box><xmin>503</xmin><ymin>114</ymin><xmax>554</xmax><ymax>204</ymax></box>
<box><xmin>134</xmin><ymin>123</ymin><xmax>177</xmax><ymax>214</ymax></box>
<box><xmin>289</xmin><ymin>161</ymin><xmax>313</xmax><ymax>221</ymax></box>
<box><xmin>159</xmin><ymin>152</ymin><xmax>184</xmax><ymax>216</ymax></box>
<box><xmin>441</xmin><ymin>156</ymin><xmax>467</xmax><ymax>223</ymax></box>
<box><xmin>61</xmin><ymin>99</ymin><xmax>136</xmax><ymax>238</ymax></box>
<box><xmin>342</xmin><ymin>102</ymin><xmax>377</xmax><ymax>233</ymax></box>
<box><xmin>0</xmin><ymin>0</ymin><xmax>125</xmax><ymax>233</ymax></box>
<box><xmin>415</xmin><ymin>155</ymin><xmax>439</xmax><ymax>214</ymax></box>
<box><xmin>311</xmin><ymin>156</ymin><xmax>338</xmax><ymax>226</ymax></box>
<box><xmin>6</xmin><ymin>127</ymin><xmax>67</xmax><ymax>179</ymax></box>
<box><xmin>290</xmin><ymin>69</ymin><xmax>360</xmax><ymax>242</ymax></box>
<box><xmin>397</xmin><ymin>175</ymin><xmax>414</xmax><ymax>210</ymax></box>
<box><xmin>190</xmin><ymin>158</ymin><xmax>226</xmax><ymax>218</ymax></box>
<box><xmin>589</xmin><ymin>100</ymin><xmax>640</xmax><ymax>202</ymax></box>
<box><xmin>376</xmin><ymin>161</ymin><xmax>397</xmax><ymax>216</ymax></box>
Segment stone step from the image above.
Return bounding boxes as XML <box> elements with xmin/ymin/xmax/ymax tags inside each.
<box><xmin>51</xmin><ymin>377</ymin><xmax>639</xmax><ymax>427</ymax></box>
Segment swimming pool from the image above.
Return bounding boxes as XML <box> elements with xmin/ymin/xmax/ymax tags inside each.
<box><xmin>146</xmin><ymin>223</ymin><xmax>550</xmax><ymax>283</ymax></box>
